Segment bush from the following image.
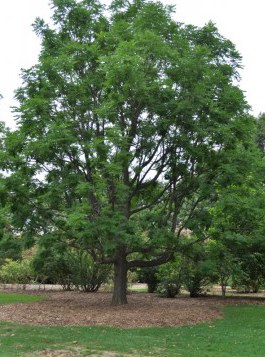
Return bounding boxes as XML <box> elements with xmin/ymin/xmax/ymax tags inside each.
<box><xmin>182</xmin><ymin>256</ymin><xmax>215</xmax><ymax>298</ymax></box>
<box><xmin>67</xmin><ymin>250</ymin><xmax>110</xmax><ymax>292</ymax></box>
<box><xmin>33</xmin><ymin>245</ymin><xmax>110</xmax><ymax>292</ymax></box>
<box><xmin>184</xmin><ymin>269</ymin><xmax>209</xmax><ymax>297</ymax></box>
<box><xmin>231</xmin><ymin>269</ymin><xmax>263</xmax><ymax>293</ymax></box>
<box><xmin>0</xmin><ymin>258</ymin><xmax>34</xmax><ymax>288</ymax></box>
<box><xmin>137</xmin><ymin>267</ymin><xmax>159</xmax><ymax>293</ymax></box>
<box><xmin>34</xmin><ymin>249</ymin><xmax>73</xmax><ymax>290</ymax></box>
<box><xmin>155</xmin><ymin>260</ymin><xmax>183</xmax><ymax>298</ymax></box>
<box><xmin>230</xmin><ymin>254</ymin><xmax>265</xmax><ymax>294</ymax></box>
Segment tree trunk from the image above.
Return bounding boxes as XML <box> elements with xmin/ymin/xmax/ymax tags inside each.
<box><xmin>221</xmin><ymin>279</ymin><xmax>226</xmax><ymax>299</ymax></box>
<box><xmin>111</xmin><ymin>254</ymin><xmax>128</xmax><ymax>306</ymax></box>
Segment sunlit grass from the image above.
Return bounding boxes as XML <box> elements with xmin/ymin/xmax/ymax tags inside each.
<box><xmin>0</xmin><ymin>292</ymin><xmax>46</xmax><ymax>305</ymax></box>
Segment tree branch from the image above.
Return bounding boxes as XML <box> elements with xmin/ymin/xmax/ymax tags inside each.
<box><xmin>127</xmin><ymin>252</ymin><xmax>173</xmax><ymax>269</ymax></box>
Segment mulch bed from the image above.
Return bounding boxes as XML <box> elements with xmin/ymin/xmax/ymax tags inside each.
<box><xmin>0</xmin><ymin>289</ymin><xmax>265</xmax><ymax>328</ymax></box>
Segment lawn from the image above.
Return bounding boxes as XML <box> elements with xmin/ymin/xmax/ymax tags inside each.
<box><xmin>0</xmin><ymin>293</ymin><xmax>46</xmax><ymax>305</ymax></box>
<box><xmin>0</xmin><ymin>293</ymin><xmax>265</xmax><ymax>356</ymax></box>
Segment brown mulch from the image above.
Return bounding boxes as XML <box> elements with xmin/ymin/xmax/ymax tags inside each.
<box><xmin>0</xmin><ymin>289</ymin><xmax>265</xmax><ymax>328</ymax></box>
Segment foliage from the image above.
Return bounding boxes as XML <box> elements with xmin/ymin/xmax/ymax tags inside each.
<box><xmin>0</xmin><ymin>206</ymin><xmax>23</xmax><ymax>265</ymax></box>
<box><xmin>68</xmin><ymin>249</ymin><xmax>110</xmax><ymax>292</ymax></box>
<box><xmin>155</xmin><ymin>258</ymin><xmax>183</xmax><ymax>298</ymax></box>
<box><xmin>208</xmin><ymin>177</ymin><xmax>265</xmax><ymax>294</ymax></box>
<box><xmin>182</xmin><ymin>245</ymin><xmax>216</xmax><ymax>297</ymax></box>
<box><xmin>33</xmin><ymin>244</ymin><xmax>109</xmax><ymax>291</ymax></box>
<box><xmin>183</xmin><ymin>264</ymin><xmax>212</xmax><ymax>297</ymax></box>
<box><xmin>137</xmin><ymin>267</ymin><xmax>159</xmax><ymax>293</ymax></box>
<box><xmin>0</xmin><ymin>258</ymin><xmax>34</xmax><ymax>287</ymax></box>
<box><xmin>33</xmin><ymin>243</ymin><xmax>72</xmax><ymax>289</ymax></box>
<box><xmin>256</xmin><ymin>112</ymin><xmax>265</xmax><ymax>155</ymax></box>
<box><xmin>0</xmin><ymin>232</ymin><xmax>22</xmax><ymax>265</ymax></box>
<box><xmin>207</xmin><ymin>241</ymin><xmax>236</xmax><ymax>297</ymax></box>
<box><xmin>231</xmin><ymin>253</ymin><xmax>265</xmax><ymax>293</ymax></box>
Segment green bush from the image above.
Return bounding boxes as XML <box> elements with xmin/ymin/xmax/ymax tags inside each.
<box><xmin>231</xmin><ymin>269</ymin><xmax>263</xmax><ymax>293</ymax></box>
<box><xmin>137</xmin><ymin>267</ymin><xmax>159</xmax><ymax>293</ymax></box>
<box><xmin>33</xmin><ymin>245</ymin><xmax>110</xmax><ymax>292</ymax></box>
<box><xmin>155</xmin><ymin>260</ymin><xmax>183</xmax><ymax>298</ymax></box>
<box><xmin>184</xmin><ymin>269</ymin><xmax>209</xmax><ymax>297</ymax></box>
<box><xmin>182</xmin><ymin>256</ymin><xmax>215</xmax><ymax>298</ymax></box>
<box><xmin>0</xmin><ymin>259</ymin><xmax>34</xmax><ymax>288</ymax></box>
<box><xmin>230</xmin><ymin>254</ymin><xmax>265</xmax><ymax>293</ymax></box>
<box><xmin>33</xmin><ymin>249</ymin><xmax>73</xmax><ymax>290</ymax></box>
<box><xmin>67</xmin><ymin>250</ymin><xmax>110</xmax><ymax>292</ymax></box>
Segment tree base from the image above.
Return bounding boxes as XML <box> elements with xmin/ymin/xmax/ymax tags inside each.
<box><xmin>111</xmin><ymin>294</ymin><xmax>128</xmax><ymax>306</ymax></box>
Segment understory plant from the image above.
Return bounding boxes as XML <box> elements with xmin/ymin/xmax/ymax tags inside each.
<box><xmin>182</xmin><ymin>246</ymin><xmax>216</xmax><ymax>297</ymax></box>
<box><xmin>0</xmin><ymin>258</ymin><xmax>34</xmax><ymax>289</ymax></box>
<box><xmin>137</xmin><ymin>267</ymin><xmax>159</xmax><ymax>293</ymax></box>
<box><xmin>33</xmin><ymin>244</ymin><xmax>109</xmax><ymax>292</ymax></box>
<box><xmin>155</xmin><ymin>258</ymin><xmax>183</xmax><ymax>298</ymax></box>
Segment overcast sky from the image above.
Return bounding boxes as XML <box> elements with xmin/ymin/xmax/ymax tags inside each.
<box><xmin>0</xmin><ymin>0</ymin><xmax>264</xmax><ymax>129</ymax></box>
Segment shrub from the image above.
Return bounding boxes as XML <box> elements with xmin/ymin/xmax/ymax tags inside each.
<box><xmin>137</xmin><ymin>267</ymin><xmax>159</xmax><ymax>293</ymax></box>
<box><xmin>155</xmin><ymin>260</ymin><xmax>183</xmax><ymax>298</ymax></box>
<box><xmin>231</xmin><ymin>269</ymin><xmax>263</xmax><ymax>293</ymax></box>
<box><xmin>67</xmin><ymin>250</ymin><xmax>110</xmax><ymax>292</ymax></box>
<box><xmin>182</xmin><ymin>257</ymin><xmax>215</xmax><ymax>298</ymax></box>
<box><xmin>0</xmin><ymin>258</ymin><xmax>34</xmax><ymax>288</ymax></box>
<box><xmin>33</xmin><ymin>245</ymin><xmax>109</xmax><ymax>292</ymax></box>
<box><xmin>34</xmin><ymin>250</ymin><xmax>73</xmax><ymax>290</ymax></box>
<box><xmin>230</xmin><ymin>254</ymin><xmax>265</xmax><ymax>294</ymax></box>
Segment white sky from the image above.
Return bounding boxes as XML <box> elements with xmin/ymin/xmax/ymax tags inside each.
<box><xmin>0</xmin><ymin>0</ymin><xmax>264</xmax><ymax>129</ymax></box>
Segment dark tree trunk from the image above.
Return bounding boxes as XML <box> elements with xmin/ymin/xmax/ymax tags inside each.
<box><xmin>111</xmin><ymin>252</ymin><xmax>128</xmax><ymax>306</ymax></box>
<box><xmin>221</xmin><ymin>279</ymin><xmax>226</xmax><ymax>299</ymax></box>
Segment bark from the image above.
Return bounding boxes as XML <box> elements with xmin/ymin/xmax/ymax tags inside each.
<box><xmin>111</xmin><ymin>250</ymin><xmax>128</xmax><ymax>306</ymax></box>
<box><xmin>221</xmin><ymin>280</ymin><xmax>226</xmax><ymax>299</ymax></box>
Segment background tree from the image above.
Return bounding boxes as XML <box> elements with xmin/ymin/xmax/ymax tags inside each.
<box><xmin>2</xmin><ymin>0</ymin><xmax>257</xmax><ymax>305</ymax></box>
<box><xmin>231</xmin><ymin>252</ymin><xmax>265</xmax><ymax>293</ymax></box>
<box><xmin>208</xmin><ymin>173</ymin><xmax>265</xmax><ymax>291</ymax></box>
<box><xmin>0</xmin><ymin>121</ymin><xmax>23</xmax><ymax>264</ymax></box>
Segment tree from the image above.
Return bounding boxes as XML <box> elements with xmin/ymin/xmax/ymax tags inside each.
<box><xmin>2</xmin><ymin>0</ymin><xmax>255</xmax><ymax>305</ymax></box>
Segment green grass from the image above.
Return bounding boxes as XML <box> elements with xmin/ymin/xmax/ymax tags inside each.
<box><xmin>0</xmin><ymin>293</ymin><xmax>46</xmax><ymax>304</ymax></box>
<box><xmin>0</xmin><ymin>295</ymin><xmax>265</xmax><ymax>356</ymax></box>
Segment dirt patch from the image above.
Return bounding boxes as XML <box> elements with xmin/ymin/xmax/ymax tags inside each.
<box><xmin>0</xmin><ymin>289</ymin><xmax>265</xmax><ymax>328</ymax></box>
